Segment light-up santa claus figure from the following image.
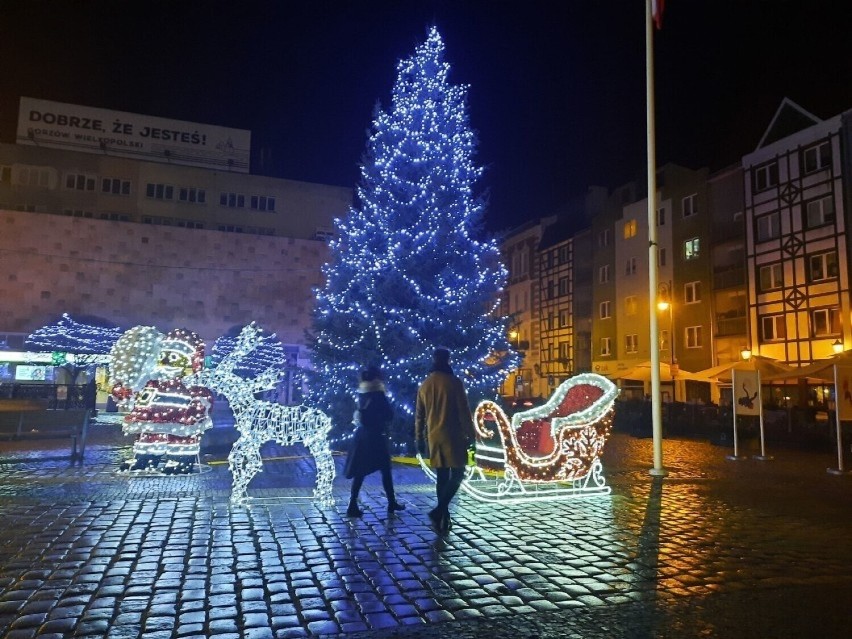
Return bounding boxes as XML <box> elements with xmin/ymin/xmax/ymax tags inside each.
<box><xmin>113</xmin><ymin>328</ymin><xmax>214</xmax><ymax>474</ymax></box>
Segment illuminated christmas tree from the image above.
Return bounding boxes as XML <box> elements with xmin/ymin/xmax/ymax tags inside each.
<box><xmin>309</xmin><ymin>27</ymin><xmax>515</xmax><ymax>446</ymax></box>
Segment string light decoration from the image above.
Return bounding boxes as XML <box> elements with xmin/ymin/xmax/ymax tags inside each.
<box><xmin>418</xmin><ymin>373</ymin><xmax>618</xmax><ymax>502</ymax></box>
<box><xmin>26</xmin><ymin>313</ymin><xmax>124</xmax><ymax>354</ymax></box>
<box><xmin>308</xmin><ymin>27</ymin><xmax>516</xmax><ymax>445</ymax></box>
<box><xmin>210</xmin><ymin>329</ymin><xmax>286</xmax><ymax>379</ymax></box>
<box><xmin>112</xmin><ymin>327</ymin><xmax>214</xmax><ymax>473</ymax></box>
<box><xmin>108</xmin><ymin>325</ymin><xmax>164</xmax><ymax>407</ymax></box>
<box><xmin>188</xmin><ymin>323</ymin><xmax>335</xmax><ymax>506</ymax></box>
<box><xmin>26</xmin><ymin>313</ymin><xmax>124</xmax><ymax>381</ymax></box>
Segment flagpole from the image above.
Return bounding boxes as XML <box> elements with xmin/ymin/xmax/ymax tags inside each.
<box><xmin>646</xmin><ymin>0</ymin><xmax>666</xmax><ymax>476</ymax></box>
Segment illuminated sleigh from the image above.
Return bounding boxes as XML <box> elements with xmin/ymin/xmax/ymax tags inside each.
<box><xmin>419</xmin><ymin>373</ymin><xmax>618</xmax><ymax>502</ymax></box>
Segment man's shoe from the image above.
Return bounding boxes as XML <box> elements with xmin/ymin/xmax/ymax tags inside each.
<box><xmin>388</xmin><ymin>501</ymin><xmax>406</xmax><ymax>515</ymax></box>
<box><xmin>440</xmin><ymin>514</ymin><xmax>452</xmax><ymax>534</ymax></box>
<box><xmin>428</xmin><ymin>508</ymin><xmax>442</xmax><ymax>530</ymax></box>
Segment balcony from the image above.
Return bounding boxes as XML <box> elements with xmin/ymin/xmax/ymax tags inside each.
<box><xmin>715</xmin><ymin>311</ymin><xmax>747</xmax><ymax>337</ymax></box>
<box><xmin>713</xmin><ymin>265</ymin><xmax>745</xmax><ymax>290</ymax></box>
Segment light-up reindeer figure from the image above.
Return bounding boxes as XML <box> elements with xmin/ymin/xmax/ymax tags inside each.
<box><xmin>188</xmin><ymin>324</ymin><xmax>335</xmax><ymax>506</ymax></box>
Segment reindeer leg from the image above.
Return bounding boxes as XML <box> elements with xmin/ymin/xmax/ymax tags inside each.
<box><xmin>306</xmin><ymin>436</ymin><xmax>336</xmax><ymax>507</ymax></box>
<box><xmin>228</xmin><ymin>435</ymin><xmax>263</xmax><ymax>505</ymax></box>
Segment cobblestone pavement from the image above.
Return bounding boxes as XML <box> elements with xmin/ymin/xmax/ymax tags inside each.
<box><xmin>0</xmin><ymin>422</ymin><xmax>851</xmax><ymax>638</ymax></box>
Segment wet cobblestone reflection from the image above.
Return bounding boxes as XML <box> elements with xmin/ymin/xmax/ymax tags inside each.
<box><xmin>0</xmin><ymin>425</ymin><xmax>851</xmax><ymax>637</ymax></box>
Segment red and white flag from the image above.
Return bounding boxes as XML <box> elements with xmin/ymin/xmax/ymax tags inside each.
<box><xmin>651</xmin><ymin>0</ymin><xmax>665</xmax><ymax>30</ymax></box>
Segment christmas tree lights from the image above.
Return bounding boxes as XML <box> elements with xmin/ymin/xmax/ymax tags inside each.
<box><xmin>309</xmin><ymin>27</ymin><xmax>516</xmax><ymax>445</ymax></box>
<box><xmin>188</xmin><ymin>323</ymin><xmax>335</xmax><ymax>506</ymax></box>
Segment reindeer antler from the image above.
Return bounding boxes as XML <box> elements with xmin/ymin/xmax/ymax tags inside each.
<box><xmin>212</xmin><ymin>323</ymin><xmax>263</xmax><ymax>376</ymax></box>
<box><xmin>250</xmin><ymin>365</ymin><xmax>283</xmax><ymax>393</ymax></box>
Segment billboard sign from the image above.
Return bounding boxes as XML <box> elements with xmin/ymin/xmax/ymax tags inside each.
<box><xmin>17</xmin><ymin>97</ymin><xmax>251</xmax><ymax>172</ymax></box>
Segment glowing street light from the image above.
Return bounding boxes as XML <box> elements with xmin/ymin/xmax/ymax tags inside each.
<box><xmin>508</xmin><ymin>329</ymin><xmax>519</xmax><ymax>349</ymax></box>
<box><xmin>657</xmin><ymin>281</ymin><xmax>677</xmax><ymax>399</ymax></box>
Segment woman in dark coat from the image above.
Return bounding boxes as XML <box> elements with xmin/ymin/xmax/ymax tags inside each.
<box><xmin>344</xmin><ymin>365</ymin><xmax>406</xmax><ymax>517</ymax></box>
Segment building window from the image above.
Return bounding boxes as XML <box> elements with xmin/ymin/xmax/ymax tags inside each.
<box><xmin>558</xmin><ymin>277</ymin><xmax>570</xmax><ymax>296</ymax></box>
<box><xmin>760</xmin><ymin>314</ymin><xmax>786</xmax><ymax>341</ymax></box>
<box><xmin>658</xmin><ymin>248</ymin><xmax>666</xmax><ymax>267</ymax></box>
<box><xmin>599</xmin><ymin>265</ymin><xmax>610</xmax><ymax>283</ymax></box>
<box><xmin>625</xmin><ymin>296</ymin><xmax>638</xmax><ymax>315</ymax></box>
<box><xmin>65</xmin><ymin>173</ymin><xmax>96</xmax><ymax>191</ymax></box>
<box><xmin>625</xmin><ymin>257</ymin><xmax>637</xmax><ymax>275</ymax></box>
<box><xmin>0</xmin><ymin>165</ymin><xmax>11</xmax><ymax>183</ymax></box>
<box><xmin>802</xmin><ymin>140</ymin><xmax>831</xmax><ymax>174</ymax></box>
<box><xmin>102</xmin><ymin>177</ymin><xmax>131</xmax><ymax>195</ymax></box>
<box><xmin>545</xmin><ymin>280</ymin><xmax>555</xmax><ymax>300</ymax></box>
<box><xmin>808</xmin><ymin>251</ymin><xmax>838</xmax><ymax>282</ymax></box>
<box><xmin>684</xmin><ymin>238</ymin><xmax>700</xmax><ymax>260</ymax></box>
<box><xmin>597</xmin><ymin>229</ymin><xmax>609</xmax><ymax>247</ymax></box>
<box><xmin>753</xmin><ymin>161</ymin><xmax>779</xmax><ymax>192</ymax></box>
<box><xmin>684</xmin><ymin>281</ymin><xmax>701</xmax><ymax>304</ymax></box>
<box><xmin>685</xmin><ymin>326</ymin><xmax>702</xmax><ymax>349</ymax></box>
<box><xmin>659</xmin><ymin>329</ymin><xmax>670</xmax><ymax>352</ymax></box>
<box><xmin>755</xmin><ymin>211</ymin><xmax>780</xmax><ymax>241</ymax></box>
<box><xmin>98</xmin><ymin>212</ymin><xmax>131</xmax><ymax>222</ymax></box>
<box><xmin>558</xmin><ymin>245</ymin><xmax>569</xmax><ymax>263</ymax></box>
<box><xmin>625</xmin><ymin>334</ymin><xmax>638</xmax><ymax>353</ymax></box>
<box><xmin>656</xmin><ymin>207</ymin><xmax>666</xmax><ymax>226</ymax></box>
<box><xmin>758</xmin><ymin>263</ymin><xmax>784</xmax><ymax>292</ymax></box>
<box><xmin>179</xmin><ymin>187</ymin><xmax>207</xmax><ymax>204</ymax></box>
<box><xmin>511</xmin><ymin>245</ymin><xmax>529</xmax><ymax>279</ymax></box>
<box><xmin>804</xmin><ymin>195</ymin><xmax>835</xmax><ymax>229</ymax></box>
<box><xmin>146</xmin><ymin>183</ymin><xmax>174</xmax><ymax>200</ymax></box>
<box><xmin>558</xmin><ymin>341</ymin><xmax>571</xmax><ymax>360</ymax></box>
<box><xmin>623</xmin><ymin>219</ymin><xmax>637</xmax><ymax>239</ymax></box>
<box><xmin>811</xmin><ymin>308</ymin><xmax>841</xmax><ymax>337</ymax></box>
<box><xmin>600</xmin><ymin>337</ymin><xmax>611</xmax><ymax>356</ymax></box>
<box><xmin>17</xmin><ymin>166</ymin><xmax>51</xmax><ymax>187</ymax></box>
<box><xmin>220</xmin><ymin>192</ymin><xmax>246</xmax><ymax>208</ymax></box>
<box><xmin>250</xmin><ymin>195</ymin><xmax>276</xmax><ymax>212</ymax></box>
<box><xmin>600</xmin><ymin>301</ymin><xmax>611</xmax><ymax>319</ymax></box>
<box><xmin>682</xmin><ymin>194</ymin><xmax>698</xmax><ymax>217</ymax></box>
<box><xmin>559</xmin><ymin>309</ymin><xmax>570</xmax><ymax>327</ymax></box>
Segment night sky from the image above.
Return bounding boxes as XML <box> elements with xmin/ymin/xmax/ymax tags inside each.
<box><xmin>1</xmin><ymin>1</ymin><xmax>851</xmax><ymax>234</ymax></box>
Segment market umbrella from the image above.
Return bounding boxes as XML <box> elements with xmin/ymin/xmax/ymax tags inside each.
<box><xmin>760</xmin><ymin>350</ymin><xmax>852</xmax><ymax>473</ymax></box>
<box><xmin>694</xmin><ymin>355</ymin><xmax>795</xmax><ymax>382</ymax></box>
<box><xmin>609</xmin><ymin>361</ymin><xmax>708</xmax><ymax>383</ymax></box>
<box><xmin>761</xmin><ymin>350</ymin><xmax>852</xmax><ymax>383</ymax></box>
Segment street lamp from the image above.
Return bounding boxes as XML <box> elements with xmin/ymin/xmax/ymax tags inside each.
<box><xmin>508</xmin><ymin>328</ymin><xmax>523</xmax><ymax>397</ymax></box>
<box><xmin>508</xmin><ymin>329</ymin><xmax>520</xmax><ymax>350</ymax></box>
<box><xmin>833</xmin><ymin>339</ymin><xmax>844</xmax><ymax>354</ymax></box>
<box><xmin>741</xmin><ymin>346</ymin><xmax>752</xmax><ymax>361</ymax></box>
<box><xmin>657</xmin><ymin>281</ymin><xmax>677</xmax><ymax>399</ymax></box>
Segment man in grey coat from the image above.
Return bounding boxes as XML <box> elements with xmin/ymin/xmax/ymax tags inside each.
<box><xmin>415</xmin><ymin>347</ymin><xmax>475</xmax><ymax>533</ymax></box>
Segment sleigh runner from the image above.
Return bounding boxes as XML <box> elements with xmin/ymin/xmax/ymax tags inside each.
<box><xmin>418</xmin><ymin>373</ymin><xmax>618</xmax><ymax>502</ymax></box>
